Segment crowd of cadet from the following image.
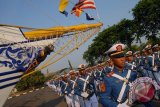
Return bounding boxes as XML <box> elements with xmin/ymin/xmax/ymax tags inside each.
<box><xmin>46</xmin><ymin>43</ymin><xmax>160</xmax><ymax>107</ymax></box>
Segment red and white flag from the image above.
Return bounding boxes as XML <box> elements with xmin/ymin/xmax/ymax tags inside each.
<box><xmin>79</xmin><ymin>0</ymin><xmax>96</xmax><ymax>9</ymax></box>
<box><xmin>71</xmin><ymin>0</ymin><xmax>96</xmax><ymax>17</ymax></box>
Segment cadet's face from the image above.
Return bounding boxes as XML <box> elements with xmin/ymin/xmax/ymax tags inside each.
<box><xmin>79</xmin><ymin>69</ymin><xmax>85</xmax><ymax>75</ymax></box>
<box><xmin>155</xmin><ymin>47</ymin><xmax>159</xmax><ymax>52</ymax></box>
<box><xmin>147</xmin><ymin>49</ymin><xmax>152</xmax><ymax>54</ymax></box>
<box><xmin>70</xmin><ymin>73</ymin><xmax>75</xmax><ymax>79</ymax></box>
<box><xmin>111</xmin><ymin>57</ymin><xmax>125</xmax><ymax>69</ymax></box>
<box><xmin>63</xmin><ymin>76</ymin><xmax>67</xmax><ymax>81</ymax></box>
<box><xmin>142</xmin><ymin>51</ymin><xmax>147</xmax><ymax>56</ymax></box>
<box><xmin>126</xmin><ymin>56</ymin><xmax>133</xmax><ymax>62</ymax></box>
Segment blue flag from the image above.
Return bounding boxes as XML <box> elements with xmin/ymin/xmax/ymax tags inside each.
<box><xmin>60</xmin><ymin>11</ymin><xmax>68</xmax><ymax>17</ymax></box>
<box><xmin>86</xmin><ymin>13</ymin><xmax>94</xmax><ymax>20</ymax></box>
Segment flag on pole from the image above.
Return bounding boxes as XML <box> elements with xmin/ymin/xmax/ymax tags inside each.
<box><xmin>71</xmin><ymin>0</ymin><xmax>96</xmax><ymax>17</ymax></box>
<box><xmin>60</xmin><ymin>11</ymin><xmax>68</xmax><ymax>17</ymax></box>
<box><xmin>86</xmin><ymin>13</ymin><xmax>94</xmax><ymax>20</ymax></box>
<box><xmin>59</xmin><ymin>0</ymin><xmax>69</xmax><ymax>17</ymax></box>
<box><xmin>79</xmin><ymin>0</ymin><xmax>96</xmax><ymax>9</ymax></box>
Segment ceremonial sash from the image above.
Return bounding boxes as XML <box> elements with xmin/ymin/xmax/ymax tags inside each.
<box><xmin>70</xmin><ymin>77</ymin><xmax>78</xmax><ymax>89</ymax></box>
<box><xmin>79</xmin><ymin>75</ymin><xmax>90</xmax><ymax>91</ymax></box>
<box><xmin>111</xmin><ymin>69</ymin><xmax>131</xmax><ymax>103</ymax></box>
<box><xmin>152</xmin><ymin>54</ymin><xmax>155</xmax><ymax>67</ymax></box>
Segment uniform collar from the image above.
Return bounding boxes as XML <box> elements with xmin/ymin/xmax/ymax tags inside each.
<box><xmin>113</xmin><ymin>67</ymin><xmax>125</xmax><ymax>74</ymax></box>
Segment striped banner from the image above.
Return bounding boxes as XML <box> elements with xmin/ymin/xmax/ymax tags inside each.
<box><xmin>0</xmin><ymin>70</ymin><xmax>23</xmax><ymax>89</ymax></box>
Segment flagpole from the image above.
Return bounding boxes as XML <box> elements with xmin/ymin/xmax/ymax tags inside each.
<box><xmin>94</xmin><ymin>0</ymin><xmax>101</xmax><ymax>22</ymax></box>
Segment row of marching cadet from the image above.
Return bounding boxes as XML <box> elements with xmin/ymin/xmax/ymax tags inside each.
<box><xmin>46</xmin><ymin>43</ymin><xmax>160</xmax><ymax>107</ymax></box>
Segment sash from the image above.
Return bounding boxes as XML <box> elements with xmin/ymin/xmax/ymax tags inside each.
<box><xmin>111</xmin><ymin>69</ymin><xmax>131</xmax><ymax>103</ymax></box>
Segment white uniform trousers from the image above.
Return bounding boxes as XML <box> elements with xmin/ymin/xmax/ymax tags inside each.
<box><xmin>84</xmin><ymin>94</ymin><xmax>98</xmax><ymax>107</ymax></box>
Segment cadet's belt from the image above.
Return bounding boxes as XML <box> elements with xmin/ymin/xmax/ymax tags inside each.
<box><xmin>111</xmin><ymin>69</ymin><xmax>132</xmax><ymax>103</ymax></box>
<box><xmin>79</xmin><ymin>76</ymin><xmax>90</xmax><ymax>91</ymax></box>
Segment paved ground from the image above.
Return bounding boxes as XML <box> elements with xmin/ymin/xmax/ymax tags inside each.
<box><xmin>4</xmin><ymin>87</ymin><xmax>67</xmax><ymax>107</ymax></box>
<box><xmin>3</xmin><ymin>87</ymin><xmax>160</xmax><ymax>107</ymax></box>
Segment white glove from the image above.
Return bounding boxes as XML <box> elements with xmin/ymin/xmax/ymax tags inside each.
<box><xmin>117</xmin><ymin>99</ymin><xmax>130</xmax><ymax>107</ymax></box>
<box><xmin>71</xmin><ymin>90</ymin><xmax>74</xmax><ymax>94</ymax></box>
<box><xmin>153</xmin><ymin>67</ymin><xmax>158</xmax><ymax>71</ymax></box>
<box><xmin>81</xmin><ymin>92</ymin><xmax>89</xmax><ymax>98</ymax></box>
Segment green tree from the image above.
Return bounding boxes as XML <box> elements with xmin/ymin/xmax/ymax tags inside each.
<box><xmin>83</xmin><ymin>19</ymin><xmax>137</xmax><ymax>65</ymax></box>
<box><xmin>15</xmin><ymin>71</ymin><xmax>46</xmax><ymax>91</ymax></box>
<box><xmin>83</xmin><ymin>24</ymin><xmax>118</xmax><ymax>65</ymax></box>
<box><xmin>132</xmin><ymin>0</ymin><xmax>160</xmax><ymax>40</ymax></box>
<box><xmin>116</xmin><ymin>19</ymin><xmax>136</xmax><ymax>49</ymax></box>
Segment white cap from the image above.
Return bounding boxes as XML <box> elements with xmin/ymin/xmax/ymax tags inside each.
<box><xmin>78</xmin><ymin>64</ymin><xmax>86</xmax><ymax>69</ymax></box>
<box><xmin>126</xmin><ymin>51</ymin><xmax>133</xmax><ymax>56</ymax></box>
<box><xmin>152</xmin><ymin>44</ymin><xmax>158</xmax><ymax>48</ymax></box>
<box><xmin>69</xmin><ymin>70</ymin><xmax>75</xmax><ymax>74</ymax></box>
<box><xmin>142</xmin><ymin>49</ymin><xmax>146</xmax><ymax>52</ymax></box>
<box><xmin>145</xmin><ymin>44</ymin><xmax>152</xmax><ymax>50</ymax></box>
<box><xmin>133</xmin><ymin>51</ymin><xmax>140</xmax><ymax>55</ymax></box>
<box><xmin>106</xmin><ymin>43</ymin><xmax>126</xmax><ymax>57</ymax></box>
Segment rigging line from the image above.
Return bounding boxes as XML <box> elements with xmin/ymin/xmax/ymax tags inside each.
<box><xmin>0</xmin><ymin>24</ymin><xmax>69</xmax><ymax>32</ymax></box>
<box><xmin>41</xmin><ymin>28</ymin><xmax>86</xmax><ymax>67</ymax></box>
<box><xmin>48</xmin><ymin>27</ymin><xmax>99</xmax><ymax>66</ymax></box>
<box><xmin>40</xmin><ymin>28</ymin><xmax>99</xmax><ymax>75</ymax></box>
<box><xmin>37</xmin><ymin>33</ymin><xmax>79</xmax><ymax>68</ymax></box>
<box><xmin>0</xmin><ymin>24</ymin><xmax>63</xmax><ymax>32</ymax></box>
<box><xmin>26</xmin><ymin>0</ymin><xmax>61</xmax><ymax>26</ymax></box>
<box><xmin>22</xmin><ymin>27</ymin><xmax>100</xmax><ymax>78</ymax></box>
<box><xmin>94</xmin><ymin>0</ymin><xmax>101</xmax><ymax>21</ymax></box>
<box><xmin>0</xmin><ymin>23</ymin><xmax>100</xmax><ymax>34</ymax></box>
<box><xmin>0</xmin><ymin>24</ymin><xmax>35</xmax><ymax>30</ymax></box>
<box><xmin>0</xmin><ymin>24</ymin><xmax>56</xmax><ymax>32</ymax></box>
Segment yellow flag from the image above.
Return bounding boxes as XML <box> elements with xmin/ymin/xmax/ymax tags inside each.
<box><xmin>59</xmin><ymin>0</ymin><xmax>69</xmax><ymax>12</ymax></box>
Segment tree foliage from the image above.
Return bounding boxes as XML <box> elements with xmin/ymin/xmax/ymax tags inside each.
<box><xmin>15</xmin><ymin>71</ymin><xmax>46</xmax><ymax>91</ymax></box>
<box><xmin>132</xmin><ymin>0</ymin><xmax>160</xmax><ymax>40</ymax></box>
<box><xmin>83</xmin><ymin>0</ymin><xmax>160</xmax><ymax>65</ymax></box>
<box><xmin>83</xmin><ymin>19</ymin><xmax>137</xmax><ymax>65</ymax></box>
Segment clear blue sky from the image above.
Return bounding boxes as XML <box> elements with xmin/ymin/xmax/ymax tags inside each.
<box><xmin>0</xmin><ymin>0</ymin><xmax>139</xmax><ymax>73</ymax></box>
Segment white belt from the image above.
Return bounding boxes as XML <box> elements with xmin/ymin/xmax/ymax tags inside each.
<box><xmin>111</xmin><ymin>70</ymin><xmax>131</xmax><ymax>103</ymax></box>
<box><xmin>152</xmin><ymin>54</ymin><xmax>155</xmax><ymax>67</ymax></box>
<box><xmin>79</xmin><ymin>75</ymin><xmax>90</xmax><ymax>91</ymax></box>
<box><xmin>70</xmin><ymin>78</ymin><xmax>78</xmax><ymax>89</ymax></box>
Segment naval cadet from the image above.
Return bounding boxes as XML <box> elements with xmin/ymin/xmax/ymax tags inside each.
<box><xmin>125</xmin><ymin>51</ymin><xmax>136</xmax><ymax>69</ymax></box>
<box><xmin>99</xmin><ymin>43</ymin><xmax>137</xmax><ymax>107</ymax></box>
<box><xmin>143</xmin><ymin>44</ymin><xmax>158</xmax><ymax>80</ymax></box>
<box><xmin>152</xmin><ymin>44</ymin><xmax>160</xmax><ymax>71</ymax></box>
<box><xmin>61</xmin><ymin>74</ymin><xmax>73</xmax><ymax>107</ymax></box>
<box><xmin>104</xmin><ymin>57</ymin><xmax>114</xmax><ymax>74</ymax></box>
<box><xmin>133</xmin><ymin>51</ymin><xmax>141</xmax><ymax>66</ymax></box>
<box><xmin>152</xmin><ymin>44</ymin><xmax>160</xmax><ymax>85</ymax></box>
<box><xmin>77</xmin><ymin>64</ymin><xmax>98</xmax><ymax>107</ymax></box>
<box><xmin>68</xmin><ymin>70</ymin><xmax>81</xmax><ymax>107</ymax></box>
